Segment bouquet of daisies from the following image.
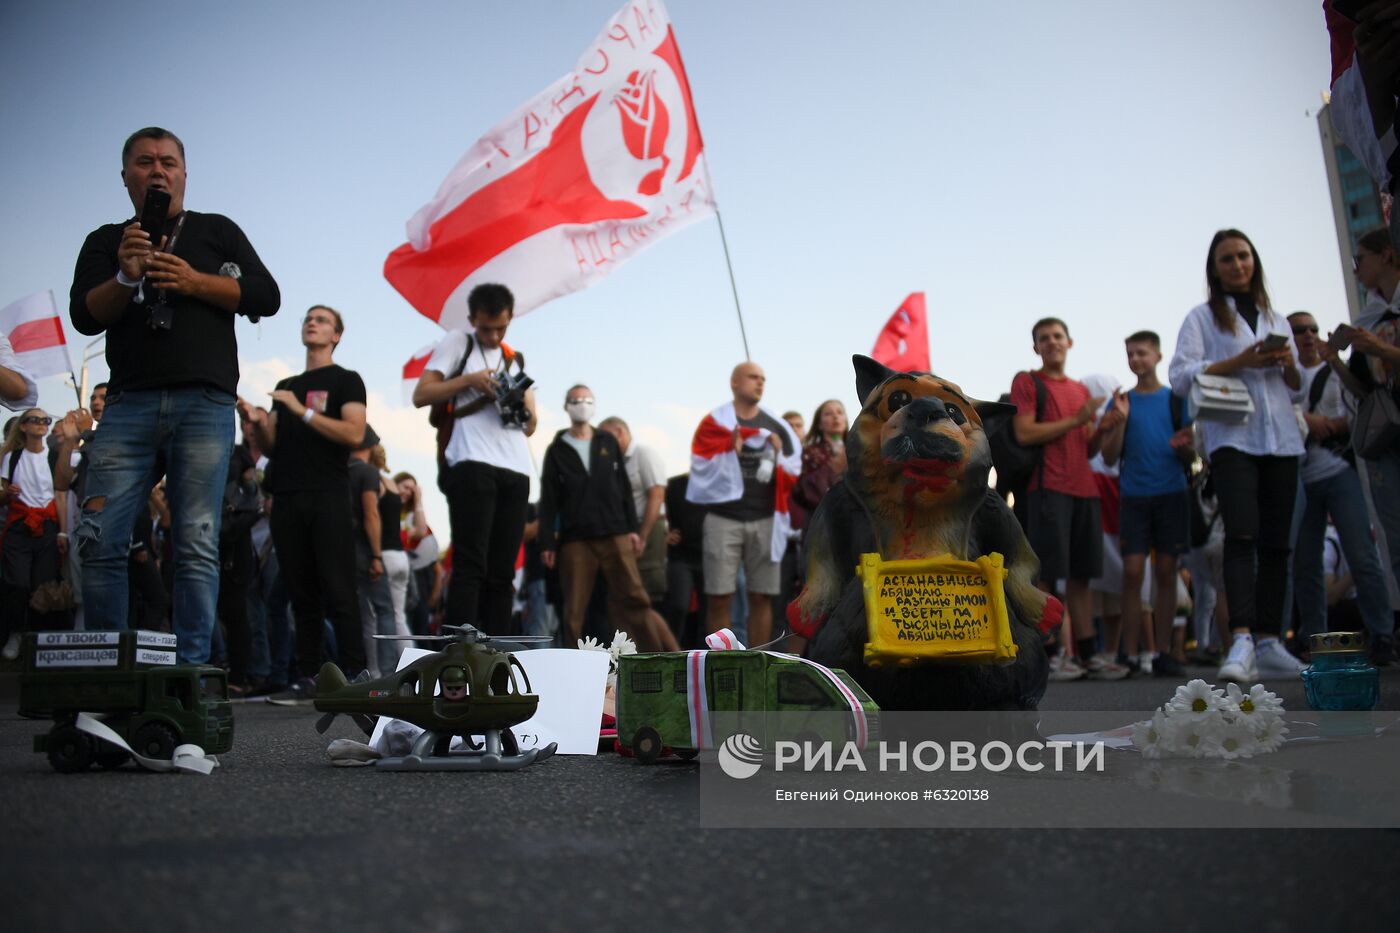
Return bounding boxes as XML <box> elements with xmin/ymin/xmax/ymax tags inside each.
<box><xmin>578</xmin><ymin>630</ymin><xmax>638</xmax><ymax>687</ymax></box>
<box><xmin>1131</xmin><ymin>680</ymin><xmax>1288</xmax><ymax>759</ymax></box>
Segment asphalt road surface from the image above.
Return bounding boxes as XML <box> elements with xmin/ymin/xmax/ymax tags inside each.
<box><xmin>4</xmin><ymin>667</ymin><xmax>1398</xmax><ymax>931</ymax></box>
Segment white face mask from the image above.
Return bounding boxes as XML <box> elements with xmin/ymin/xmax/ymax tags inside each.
<box><xmin>565</xmin><ymin>398</ymin><xmax>595</xmax><ymax>424</ymax></box>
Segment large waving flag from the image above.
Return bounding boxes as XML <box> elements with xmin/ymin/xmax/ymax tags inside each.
<box><xmin>1</xmin><ymin>290</ymin><xmax>72</xmax><ymax>381</ymax></box>
<box><xmin>871</xmin><ymin>292</ymin><xmax>929</xmax><ymax>373</ymax></box>
<box><xmin>401</xmin><ymin>342</ymin><xmax>436</xmax><ymax>404</ymax></box>
<box><xmin>1323</xmin><ymin>2</ymin><xmax>1393</xmax><ymax>195</ymax></box>
<box><xmin>686</xmin><ymin>403</ymin><xmax>801</xmax><ymax>562</ymax></box>
<box><xmin>385</xmin><ymin>0</ymin><xmax>714</xmax><ymax>329</ymax></box>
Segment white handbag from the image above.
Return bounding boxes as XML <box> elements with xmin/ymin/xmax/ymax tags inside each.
<box><xmin>1189</xmin><ymin>373</ymin><xmax>1254</xmax><ymax>424</ymax></box>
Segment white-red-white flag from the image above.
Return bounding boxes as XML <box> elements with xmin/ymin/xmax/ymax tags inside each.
<box><xmin>686</xmin><ymin>403</ymin><xmax>801</xmax><ymax>563</ymax></box>
<box><xmin>871</xmin><ymin>292</ymin><xmax>929</xmax><ymax>373</ymax></box>
<box><xmin>0</xmin><ymin>290</ymin><xmax>72</xmax><ymax>381</ymax></box>
<box><xmin>402</xmin><ymin>342</ymin><xmax>437</xmax><ymax>404</ymax></box>
<box><xmin>384</xmin><ymin>0</ymin><xmax>715</xmax><ymax>329</ymax></box>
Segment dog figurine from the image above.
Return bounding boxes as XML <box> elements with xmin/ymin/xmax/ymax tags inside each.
<box><xmin>791</xmin><ymin>355</ymin><xmax>1060</xmax><ymax>711</ymax></box>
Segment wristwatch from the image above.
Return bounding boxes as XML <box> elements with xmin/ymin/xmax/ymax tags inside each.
<box><xmin>221</xmin><ymin>262</ymin><xmax>257</xmax><ymax>323</ymax></box>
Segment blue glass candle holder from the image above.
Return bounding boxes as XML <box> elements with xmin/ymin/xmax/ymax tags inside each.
<box><xmin>1302</xmin><ymin>632</ymin><xmax>1379</xmax><ymax>712</ymax></box>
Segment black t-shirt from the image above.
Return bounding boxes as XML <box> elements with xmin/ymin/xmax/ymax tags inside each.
<box><xmin>379</xmin><ymin>488</ymin><xmax>404</xmax><ymax>553</ymax></box>
<box><xmin>1228</xmin><ymin>291</ymin><xmax>1258</xmax><ymax>335</ymax></box>
<box><xmin>269</xmin><ymin>364</ymin><xmax>366</xmax><ymax>493</ymax></box>
<box><xmin>69</xmin><ymin>211</ymin><xmax>280</xmax><ymax>395</ymax></box>
<box><xmin>708</xmin><ymin>411</ymin><xmax>794</xmax><ymax>522</ymax></box>
<box><xmin>347</xmin><ymin>457</ymin><xmax>379</xmax><ymax>560</ymax></box>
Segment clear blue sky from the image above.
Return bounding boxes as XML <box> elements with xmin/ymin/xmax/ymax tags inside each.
<box><xmin>0</xmin><ymin>0</ymin><xmax>1345</xmax><ymax>533</ymax></box>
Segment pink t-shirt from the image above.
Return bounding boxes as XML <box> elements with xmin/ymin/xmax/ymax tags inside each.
<box><xmin>1010</xmin><ymin>371</ymin><xmax>1098</xmax><ymax>498</ymax></box>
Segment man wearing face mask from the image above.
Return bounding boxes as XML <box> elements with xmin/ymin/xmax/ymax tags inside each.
<box><xmin>538</xmin><ymin>385</ymin><xmax>678</xmax><ymax>652</ymax></box>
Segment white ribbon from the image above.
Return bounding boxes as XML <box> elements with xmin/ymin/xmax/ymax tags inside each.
<box><xmin>75</xmin><ymin>712</ymin><xmax>220</xmax><ymax>775</ymax></box>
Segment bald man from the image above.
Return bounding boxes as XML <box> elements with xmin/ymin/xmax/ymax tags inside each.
<box><xmin>686</xmin><ymin>362</ymin><xmax>801</xmax><ymax>648</ymax></box>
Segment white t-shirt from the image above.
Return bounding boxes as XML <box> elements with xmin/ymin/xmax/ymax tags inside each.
<box><xmin>10</xmin><ymin>448</ymin><xmax>55</xmax><ymax>508</ymax></box>
<box><xmin>424</xmin><ymin>329</ymin><xmax>533</xmax><ymax>477</ymax></box>
<box><xmin>624</xmin><ymin>441</ymin><xmax>667</xmax><ymax>525</ymax></box>
<box><xmin>1297</xmin><ymin>361</ymin><xmax>1351</xmax><ymax>486</ymax></box>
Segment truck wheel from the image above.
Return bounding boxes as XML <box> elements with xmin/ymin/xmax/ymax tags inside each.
<box><xmin>632</xmin><ymin>727</ymin><xmax>663</xmax><ymax>765</ymax></box>
<box><xmin>132</xmin><ymin>722</ymin><xmax>178</xmax><ymax>761</ymax></box>
<box><xmin>95</xmin><ymin>748</ymin><xmax>130</xmax><ymax>770</ymax></box>
<box><xmin>47</xmin><ymin>724</ymin><xmax>94</xmax><ymax>773</ymax></box>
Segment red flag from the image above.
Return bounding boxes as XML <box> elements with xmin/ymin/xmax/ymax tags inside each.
<box><xmin>871</xmin><ymin>292</ymin><xmax>929</xmax><ymax>373</ymax></box>
<box><xmin>384</xmin><ymin>1</ymin><xmax>714</xmax><ymax>329</ymax></box>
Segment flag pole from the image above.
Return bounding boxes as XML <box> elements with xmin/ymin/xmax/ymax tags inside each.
<box><xmin>703</xmin><ymin>164</ymin><xmax>751</xmax><ymax>361</ymax></box>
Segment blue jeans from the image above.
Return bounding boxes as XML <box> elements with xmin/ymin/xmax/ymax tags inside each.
<box><xmin>1296</xmin><ymin>466</ymin><xmax>1395</xmax><ymax>639</ymax></box>
<box><xmin>75</xmin><ymin>387</ymin><xmax>234</xmax><ymax>663</ymax></box>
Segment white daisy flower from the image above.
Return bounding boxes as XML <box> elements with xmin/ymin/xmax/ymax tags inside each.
<box><xmin>608</xmin><ymin>630</ymin><xmax>638</xmax><ymax>662</ymax></box>
<box><xmin>1173</xmin><ymin>718</ymin><xmax>1224</xmax><ymax>759</ymax></box>
<box><xmin>578</xmin><ymin>636</ymin><xmax>605</xmax><ymax>653</ymax></box>
<box><xmin>1242</xmin><ymin>683</ymin><xmax>1284</xmax><ymax>714</ymax></box>
<box><xmin>1165</xmin><ymin>679</ymin><xmax>1226</xmax><ymax>718</ymax></box>
<box><xmin>1216</xmin><ymin>719</ymin><xmax>1256</xmax><ymax>760</ymax></box>
<box><xmin>1131</xmin><ymin>710</ymin><xmax>1170</xmax><ymax>760</ymax></box>
<box><xmin>1253</xmin><ymin>716</ymin><xmax>1289</xmax><ymax>753</ymax></box>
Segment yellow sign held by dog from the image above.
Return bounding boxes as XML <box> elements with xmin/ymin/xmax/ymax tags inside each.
<box><xmin>858</xmin><ymin>552</ymin><xmax>1017</xmax><ymax>666</ymax></box>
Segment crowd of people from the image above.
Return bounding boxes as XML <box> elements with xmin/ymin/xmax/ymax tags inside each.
<box><xmin>2</xmin><ymin>126</ymin><xmax>1398</xmax><ymax>700</ymax></box>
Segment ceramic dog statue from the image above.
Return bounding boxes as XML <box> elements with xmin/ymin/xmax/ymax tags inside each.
<box><xmin>790</xmin><ymin>356</ymin><xmax>1059</xmax><ymax>711</ymax></box>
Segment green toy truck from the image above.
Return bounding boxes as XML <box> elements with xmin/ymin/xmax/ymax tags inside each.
<box><xmin>18</xmin><ymin>631</ymin><xmax>234</xmax><ymax>772</ymax></box>
<box><xmin>616</xmin><ymin>650</ymin><xmax>880</xmax><ymax>764</ymax></box>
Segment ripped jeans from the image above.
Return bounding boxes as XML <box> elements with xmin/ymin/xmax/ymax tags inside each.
<box><xmin>75</xmin><ymin>387</ymin><xmax>234</xmax><ymax>663</ymax></box>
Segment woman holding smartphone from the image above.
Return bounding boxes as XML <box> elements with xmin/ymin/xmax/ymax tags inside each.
<box><xmin>1168</xmin><ymin>229</ymin><xmax>1306</xmax><ymax>683</ymax></box>
<box><xmin>1343</xmin><ymin>228</ymin><xmax>1400</xmax><ymax>608</ymax></box>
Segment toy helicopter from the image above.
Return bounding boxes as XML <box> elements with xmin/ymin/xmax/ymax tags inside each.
<box><xmin>313</xmin><ymin>624</ymin><xmax>558</xmax><ymax>771</ymax></box>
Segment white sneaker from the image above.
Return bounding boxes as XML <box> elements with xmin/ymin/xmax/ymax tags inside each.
<box><xmin>1086</xmin><ymin>652</ymin><xmax>1131</xmax><ymax>681</ymax></box>
<box><xmin>1136</xmin><ymin>651</ymin><xmax>1154</xmax><ymax>676</ymax></box>
<box><xmin>1048</xmin><ymin>654</ymin><xmax>1087</xmax><ymax>682</ymax></box>
<box><xmin>1255</xmin><ymin>638</ymin><xmax>1307</xmax><ymax>678</ymax></box>
<box><xmin>1217</xmin><ymin>634</ymin><xmax>1257</xmax><ymax>683</ymax></box>
<box><xmin>2</xmin><ymin>632</ymin><xmax>21</xmax><ymax>661</ymax></box>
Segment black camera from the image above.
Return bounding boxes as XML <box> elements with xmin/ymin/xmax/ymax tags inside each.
<box><xmin>491</xmin><ymin>369</ymin><xmax>534</xmax><ymax>428</ymax></box>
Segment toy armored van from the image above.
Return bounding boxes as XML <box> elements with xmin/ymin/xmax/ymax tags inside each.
<box><xmin>18</xmin><ymin>630</ymin><xmax>234</xmax><ymax>772</ymax></box>
<box><xmin>616</xmin><ymin>650</ymin><xmax>879</xmax><ymax>764</ymax></box>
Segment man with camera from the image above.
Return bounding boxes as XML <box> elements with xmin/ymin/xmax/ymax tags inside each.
<box><xmin>240</xmin><ymin>305</ymin><xmax>368</xmax><ymax>693</ymax></box>
<box><xmin>68</xmin><ymin>127</ymin><xmax>279</xmax><ymax>660</ymax></box>
<box><xmin>412</xmin><ymin>283</ymin><xmax>537</xmax><ymax>635</ymax></box>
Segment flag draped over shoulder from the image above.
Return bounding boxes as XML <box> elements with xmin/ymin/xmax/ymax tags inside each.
<box><xmin>384</xmin><ymin>0</ymin><xmax>715</xmax><ymax>329</ymax></box>
<box><xmin>686</xmin><ymin>403</ymin><xmax>801</xmax><ymax>562</ymax></box>
<box><xmin>0</xmin><ymin>290</ymin><xmax>71</xmax><ymax>382</ymax></box>
<box><xmin>871</xmin><ymin>292</ymin><xmax>929</xmax><ymax>373</ymax></box>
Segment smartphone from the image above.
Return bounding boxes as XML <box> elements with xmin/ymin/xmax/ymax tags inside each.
<box><xmin>139</xmin><ymin>188</ymin><xmax>171</xmax><ymax>248</ymax></box>
<box><xmin>1259</xmin><ymin>334</ymin><xmax>1289</xmax><ymax>353</ymax></box>
<box><xmin>1327</xmin><ymin>323</ymin><xmax>1357</xmax><ymax>352</ymax></box>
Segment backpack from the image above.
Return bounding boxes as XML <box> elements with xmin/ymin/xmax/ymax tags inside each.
<box><xmin>1306</xmin><ymin>365</ymin><xmax>1355</xmax><ymax>466</ymax></box>
<box><xmin>990</xmin><ymin>372</ymin><xmax>1047</xmax><ymax>500</ymax></box>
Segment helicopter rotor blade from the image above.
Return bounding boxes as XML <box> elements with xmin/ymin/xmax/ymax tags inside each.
<box><xmin>371</xmin><ymin>634</ymin><xmax>454</xmax><ymax>641</ymax></box>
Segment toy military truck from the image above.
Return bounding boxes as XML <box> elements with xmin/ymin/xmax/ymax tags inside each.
<box><xmin>18</xmin><ymin>631</ymin><xmax>234</xmax><ymax>772</ymax></box>
<box><xmin>616</xmin><ymin>650</ymin><xmax>879</xmax><ymax>764</ymax></box>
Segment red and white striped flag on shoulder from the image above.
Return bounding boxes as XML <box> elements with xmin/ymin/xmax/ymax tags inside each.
<box><xmin>1</xmin><ymin>290</ymin><xmax>71</xmax><ymax>382</ymax></box>
<box><xmin>686</xmin><ymin>403</ymin><xmax>801</xmax><ymax>562</ymax></box>
<box><xmin>384</xmin><ymin>0</ymin><xmax>714</xmax><ymax>330</ymax></box>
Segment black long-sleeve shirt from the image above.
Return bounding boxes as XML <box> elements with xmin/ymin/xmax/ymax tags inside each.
<box><xmin>69</xmin><ymin>210</ymin><xmax>280</xmax><ymax>395</ymax></box>
<box><xmin>537</xmin><ymin>429</ymin><xmax>638</xmax><ymax>552</ymax></box>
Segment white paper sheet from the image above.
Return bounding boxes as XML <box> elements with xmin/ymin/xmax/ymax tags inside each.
<box><xmin>367</xmin><ymin>647</ymin><xmax>609</xmax><ymax>756</ymax></box>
